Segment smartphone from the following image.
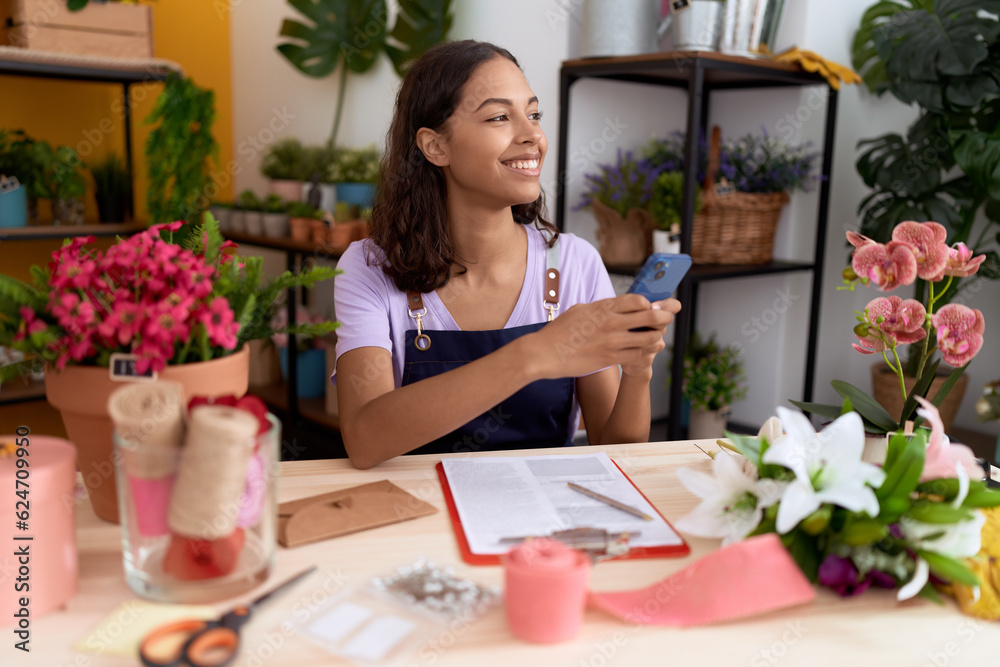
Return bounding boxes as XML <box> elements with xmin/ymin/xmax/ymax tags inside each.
<box><xmin>627</xmin><ymin>253</ymin><xmax>692</xmax><ymax>302</ymax></box>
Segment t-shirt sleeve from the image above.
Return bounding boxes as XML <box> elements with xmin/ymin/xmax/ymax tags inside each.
<box><xmin>333</xmin><ymin>242</ymin><xmax>393</xmax><ymax>375</ymax></box>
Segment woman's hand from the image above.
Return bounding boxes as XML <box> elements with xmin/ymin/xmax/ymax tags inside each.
<box><xmin>620</xmin><ymin>297</ymin><xmax>681</xmax><ymax>377</ymax></box>
<box><xmin>523</xmin><ymin>294</ymin><xmax>681</xmax><ymax>380</ymax></box>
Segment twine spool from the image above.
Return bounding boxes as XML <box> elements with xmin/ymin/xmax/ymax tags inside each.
<box><xmin>504</xmin><ymin>538</ymin><xmax>591</xmax><ymax>643</ymax></box>
<box><xmin>107</xmin><ymin>380</ymin><xmax>186</xmax><ymax>479</ymax></box>
<box><xmin>168</xmin><ymin>405</ymin><xmax>258</xmax><ymax>539</ymax></box>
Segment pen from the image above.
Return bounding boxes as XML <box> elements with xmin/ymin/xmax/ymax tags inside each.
<box><xmin>566</xmin><ymin>482</ymin><xmax>653</xmax><ymax>521</ymax></box>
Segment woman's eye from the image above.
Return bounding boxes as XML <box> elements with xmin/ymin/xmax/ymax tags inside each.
<box><xmin>487</xmin><ymin>114</ymin><xmax>508</xmax><ymax>122</ymax></box>
<box><xmin>530</xmin><ymin>111</ymin><xmax>543</xmax><ymax>121</ymax></box>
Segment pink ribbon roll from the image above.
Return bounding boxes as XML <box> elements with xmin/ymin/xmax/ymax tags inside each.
<box><xmin>504</xmin><ymin>537</ymin><xmax>591</xmax><ymax>643</ymax></box>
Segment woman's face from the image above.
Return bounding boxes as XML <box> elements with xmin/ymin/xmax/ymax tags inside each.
<box><xmin>436</xmin><ymin>56</ymin><xmax>547</xmax><ymax>210</ymax></box>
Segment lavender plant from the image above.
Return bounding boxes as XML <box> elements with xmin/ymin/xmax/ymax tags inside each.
<box><xmin>575</xmin><ymin>149</ymin><xmax>668</xmax><ymax>217</ymax></box>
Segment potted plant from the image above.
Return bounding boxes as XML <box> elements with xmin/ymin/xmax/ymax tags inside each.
<box><xmin>643</xmin><ymin>128</ymin><xmax>819</xmax><ymax>264</ymax></box>
<box><xmin>236</xmin><ymin>189</ymin><xmax>264</xmax><ymax>236</ymax></box>
<box><xmin>649</xmin><ymin>170</ymin><xmax>694</xmax><ymax>254</ymax></box>
<box><xmin>328</xmin><ymin>144</ymin><xmax>380</xmax><ymax>209</ymax></box>
<box><xmin>301</xmin><ymin>143</ymin><xmax>337</xmax><ymax>213</ymax></box>
<box><xmin>0</xmin><ymin>129</ymin><xmax>43</xmax><ymax>224</ymax></box>
<box><xmin>32</xmin><ymin>141</ymin><xmax>86</xmax><ymax>225</ymax></box>
<box><xmin>260</xmin><ymin>137</ymin><xmax>308</xmax><ymax>202</ymax></box>
<box><xmin>287</xmin><ymin>201</ymin><xmax>325</xmax><ymax>243</ymax></box>
<box><xmin>277</xmin><ymin>0</ymin><xmax>454</xmax><ymax>148</ymax></box>
<box><xmin>261</xmin><ymin>194</ymin><xmax>290</xmax><ymax>238</ymax></box>
<box><xmin>975</xmin><ymin>380</ymin><xmax>1000</xmax><ymax>463</ymax></box>
<box><xmin>672</xmin><ymin>331</ymin><xmax>747</xmax><ymax>440</ymax></box>
<box><xmin>89</xmin><ymin>152</ymin><xmax>130</xmax><ymax>223</ymax></box>
<box><xmin>208</xmin><ymin>200</ymin><xmax>233</xmax><ymax>231</ymax></box>
<box><xmin>270</xmin><ymin>305</ymin><xmax>332</xmax><ymax>400</ymax></box>
<box><xmin>0</xmin><ymin>213</ymin><xmax>340</xmax><ymax>522</ymax></box>
<box><xmin>793</xmin><ymin>222</ymin><xmax>987</xmax><ymax>455</ymax></box>
<box><xmin>145</xmin><ymin>74</ymin><xmax>217</xmax><ymax>225</ymax></box>
<box><xmin>576</xmin><ymin>149</ymin><xmax>666</xmax><ymax>266</ymax></box>
<box><xmin>852</xmin><ymin>2</ymin><xmax>1000</xmax><ymax>412</ymax></box>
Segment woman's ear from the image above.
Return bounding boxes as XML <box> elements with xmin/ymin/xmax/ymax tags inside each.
<box><xmin>416</xmin><ymin>128</ymin><xmax>449</xmax><ymax>167</ymax></box>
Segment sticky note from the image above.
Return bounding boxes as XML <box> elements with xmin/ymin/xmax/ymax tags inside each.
<box><xmin>74</xmin><ymin>600</ymin><xmax>217</xmax><ymax>658</ymax></box>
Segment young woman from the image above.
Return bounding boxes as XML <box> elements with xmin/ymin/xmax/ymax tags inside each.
<box><xmin>333</xmin><ymin>40</ymin><xmax>681</xmax><ymax>469</ymax></box>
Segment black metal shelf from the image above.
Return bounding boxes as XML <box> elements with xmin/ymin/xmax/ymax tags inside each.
<box><xmin>556</xmin><ymin>51</ymin><xmax>838</xmax><ymax>440</ymax></box>
<box><xmin>0</xmin><ymin>51</ymin><xmax>177</xmax><ymax>220</ymax></box>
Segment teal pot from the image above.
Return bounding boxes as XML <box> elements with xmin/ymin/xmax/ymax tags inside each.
<box><xmin>279</xmin><ymin>347</ymin><xmax>328</xmax><ymax>399</ymax></box>
<box><xmin>0</xmin><ymin>184</ymin><xmax>28</xmax><ymax>227</ymax></box>
<box><xmin>334</xmin><ymin>182</ymin><xmax>376</xmax><ymax>209</ymax></box>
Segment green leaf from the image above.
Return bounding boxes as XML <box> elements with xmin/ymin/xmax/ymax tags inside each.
<box><xmin>67</xmin><ymin>0</ymin><xmax>88</xmax><ymax>11</ymax></box>
<box><xmin>384</xmin><ymin>0</ymin><xmax>454</xmax><ymax>76</ymax></box>
<box><xmin>787</xmin><ymin>400</ymin><xmax>844</xmax><ymax>422</ymax></box>
<box><xmin>831</xmin><ymin>380</ymin><xmax>899</xmax><ymax>432</ymax></box>
<box><xmin>782</xmin><ymin>530</ymin><xmax>821</xmax><ymax>582</ymax></box>
<box><xmin>277</xmin><ymin>0</ymin><xmax>388</xmax><ymax>78</ymax></box>
<box><xmin>929</xmin><ymin>363</ymin><xmax>970</xmax><ymax>408</ymax></box>
<box><xmin>877</xmin><ymin>435</ymin><xmax>925</xmax><ymax>511</ymax></box>
<box><xmin>841</xmin><ymin>518</ymin><xmax>888</xmax><ymax>546</ymax></box>
<box><xmin>962</xmin><ymin>483</ymin><xmax>1000</xmax><ymax>508</ymax></box>
<box><xmin>900</xmin><ymin>358</ymin><xmax>941</xmax><ymax>425</ymax></box>
<box><xmin>951</xmin><ymin>124</ymin><xmax>1000</xmax><ymax>201</ymax></box>
<box><xmin>724</xmin><ymin>431</ymin><xmax>761</xmax><ymax>465</ymax></box>
<box><xmin>920</xmin><ymin>551</ymin><xmax>980</xmax><ymax>587</ymax></box>
<box><xmin>906</xmin><ymin>501</ymin><xmax>974</xmax><ymax>524</ymax></box>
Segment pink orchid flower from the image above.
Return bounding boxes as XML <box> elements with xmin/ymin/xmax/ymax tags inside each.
<box><xmin>943</xmin><ymin>243</ymin><xmax>986</xmax><ymax>278</ymax></box>
<box><xmin>891</xmin><ymin>221</ymin><xmax>950</xmax><ymax>282</ymax></box>
<box><xmin>853</xmin><ymin>296</ymin><xmax>927</xmax><ymax>359</ymax></box>
<box><xmin>914</xmin><ymin>396</ymin><xmax>981</xmax><ymax>482</ymax></box>
<box><xmin>852</xmin><ymin>332</ymin><xmax>890</xmax><ymax>356</ymax></box>
<box><xmin>846</xmin><ymin>231</ymin><xmax>875</xmax><ymax>249</ymax></box>
<box><xmin>851</xmin><ymin>241</ymin><xmax>917</xmax><ymax>291</ymax></box>
<box><xmin>931</xmin><ymin>304</ymin><xmax>985</xmax><ymax>367</ymax></box>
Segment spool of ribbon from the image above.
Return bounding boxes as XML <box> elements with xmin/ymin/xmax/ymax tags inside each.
<box><xmin>167</xmin><ymin>405</ymin><xmax>258</xmax><ymax>539</ymax></box>
<box><xmin>504</xmin><ymin>537</ymin><xmax>591</xmax><ymax>643</ymax></box>
<box><xmin>107</xmin><ymin>381</ymin><xmax>186</xmax><ymax>537</ymax></box>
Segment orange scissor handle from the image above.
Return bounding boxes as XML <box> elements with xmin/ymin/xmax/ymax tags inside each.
<box><xmin>140</xmin><ymin>619</ymin><xmax>210</xmax><ymax>667</ymax></box>
<box><xmin>184</xmin><ymin>625</ymin><xmax>240</xmax><ymax>667</ymax></box>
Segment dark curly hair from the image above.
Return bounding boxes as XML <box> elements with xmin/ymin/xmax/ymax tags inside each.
<box><xmin>367</xmin><ymin>39</ymin><xmax>558</xmax><ymax>293</ymax></box>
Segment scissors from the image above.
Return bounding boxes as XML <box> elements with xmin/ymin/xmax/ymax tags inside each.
<box><xmin>139</xmin><ymin>566</ymin><xmax>316</xmax><ymax>667</ymax></box>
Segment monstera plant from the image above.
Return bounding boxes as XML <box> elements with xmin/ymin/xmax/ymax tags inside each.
<box><xmin>852</xmin><ymin>0</ymin><xmax>1000</xmax><ymax>374</ymax></box>
<box><xmin>277</xmin><ymin>0</ymin><xmax>454</xmax><ymax>148</ymax></box>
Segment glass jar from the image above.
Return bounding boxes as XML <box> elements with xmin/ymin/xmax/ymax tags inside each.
<box><xmin>114</xmin><ymin>413</ymin><xmax>279</xmax><ymax>603</ymax></box>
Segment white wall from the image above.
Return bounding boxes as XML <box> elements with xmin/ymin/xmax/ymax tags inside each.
<box><xmin>230</xmin><ymin>0</ymin><xmax>999</xmax><ymax>437</ymax></box>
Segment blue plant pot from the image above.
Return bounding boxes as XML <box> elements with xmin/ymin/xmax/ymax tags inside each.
<box><xmin>278</xmin><ymin>347</ymin><xmax>328</xmax><ymax>399</ymax></box>
<box><xmin>0</xmin><ymin>185</ymin><xmax>28</xmax><ymax>228</ymax></box>
<box><xmin>335</xmin><ymin>182</ymin><xmax>376</xmax><ymax>209</ymax></box>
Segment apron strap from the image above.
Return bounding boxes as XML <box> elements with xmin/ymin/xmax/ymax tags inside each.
<box><xmin>405</xmin><ymin>234</ymin><xmax>562</xmax><ymax>349</ymax></box>
<box><xmin>406</xmin><ymin>290</ymin><xmax>431</xmax><ymax>351</ymax></box>
<box><xmin>544</xmin><ymin>237</ymin><xmax>560</xmax><ymax>322</ymax></box>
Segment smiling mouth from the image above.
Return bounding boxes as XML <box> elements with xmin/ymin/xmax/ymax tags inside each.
<box><xmin>501</xmin><ymin>158</ymin><xmax>540</xmax><ymax>171</ymax></box>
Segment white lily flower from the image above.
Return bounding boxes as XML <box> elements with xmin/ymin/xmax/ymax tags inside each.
<box><xmin>675</xmin><ymin>451</ymin><xmax>786</xmax><ymax>546</ymax></box>
<box><xmin>764</xmin><ymin>408</ymin><xmax>886</xmax><ymax>534</ymax></box>
<box><xmin>896</xmin><ymin>510</ymin><xmax>986</xmax><ymax>601</ymax></box>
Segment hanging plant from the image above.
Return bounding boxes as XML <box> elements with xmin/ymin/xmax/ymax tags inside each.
<box><xmin>144</xmin><ymin>74</ymin><xmax>219</xmax><ymax>226</ymax></box>
<box><xmin>276</xmin><ymin>0</ymin><xmax>453</xmax><ymax>148</ymax></box>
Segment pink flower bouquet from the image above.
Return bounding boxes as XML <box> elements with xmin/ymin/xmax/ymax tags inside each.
<box><xmin>0</xmin><ymin>214</ymin><xmax>340</xmax><ymax>379</ymax></box>
<box><xmin>795</xmin><ymin>220</ymin><xmax>987</xmax><ymax>433</ymax></box>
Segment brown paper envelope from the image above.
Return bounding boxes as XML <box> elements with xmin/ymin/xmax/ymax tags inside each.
<box><xmin>278</xmin><ymin>479</ymin><xmax>438</xmax><ymax>548</ymax></box>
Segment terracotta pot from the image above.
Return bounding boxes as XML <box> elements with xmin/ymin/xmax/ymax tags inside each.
<box><xmin>870</xmin><ymin>362</ymin><xmax>969</xmax><ymax>433</ymax></box>
<box><xmin>688</xmin><ymin>406</ymin><xmax>730</xmax><ymax>440</ymax></box>
<box><xmin>330</xmin><ymin>222</ymin><xmax>355</xmax><ymax>250</ymax></box>
<box><xmin>591</xmin><ymin>198</ymin><xmax>655</xmax><ymax>266</ymax></box>
<box><xmin>268</xmin><ymin>179</ymin><xmax>303</xmax><ymax>203</ymax></box>
<box><xmin>311</xmin><ymin>219</ymin><xmax>330</xmax><ymax>245</ymax></box>
<box><xmin>45</xmin><ymin>346</ymin><xmax>250</xmax><ymax>523</ymax></box>
<box><xmin>289</xmin><ymin>217</ymin><xmax>313</xmax><ymax>242</ymax></box>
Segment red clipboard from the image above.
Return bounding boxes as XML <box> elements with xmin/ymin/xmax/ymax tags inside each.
<box><xmin>435</xmin><ymin>458</ymin><xmax>690</xmax><ymax>566</ymax></box>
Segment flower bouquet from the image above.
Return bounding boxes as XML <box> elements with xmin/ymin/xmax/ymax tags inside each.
<box><xmin>793</xmin><ymin>221</ymin><xmax>986</xmax><ymax>436</ymax></box>
<box><xmin>676</xmin><ymin>402</ymin><xmax>1000</xmax><ymax>605</ymax></box>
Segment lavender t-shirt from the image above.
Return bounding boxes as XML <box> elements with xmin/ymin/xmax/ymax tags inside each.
<box><xmin>332</xmin><ymin>225</ymin><xmax>616</xmax><ymax>441</ymax></box>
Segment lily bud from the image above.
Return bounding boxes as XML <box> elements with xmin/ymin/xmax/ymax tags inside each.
<box><xmin>853</xmin><ymin>323</ymin><xmax>869</xmax><ymax>338</ymax></box>
<box><xmin>842</xmin><ymin>266</ymin><xmax>857</xmax><ymax>281</ymax></box>
<box><xmin>841</xmin><ymin>519</ymin><xmax>888</xmax><ymax>546</ymax></box>
<box><xmin>801</xmin><ymin>506</ymin><xmax>832</xmax><ymax>535</ymax></box>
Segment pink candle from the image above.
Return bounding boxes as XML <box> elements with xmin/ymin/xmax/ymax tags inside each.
<box><xmin>0</xmin><ymin>432</ymin><xmax>78</xmax><ymax>627</ymax></box>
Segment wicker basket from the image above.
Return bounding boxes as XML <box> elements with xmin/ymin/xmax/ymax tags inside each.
<box><xmin>690</xmin><ymin>127</ymin><xmax>789</xmax><ymax>265</ymax></box>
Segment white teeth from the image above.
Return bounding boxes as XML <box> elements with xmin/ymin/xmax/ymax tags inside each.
<box><xmin>505</xmin><ymin>159</ymin><xmax>538</xmax><ymax>170</ymax></box>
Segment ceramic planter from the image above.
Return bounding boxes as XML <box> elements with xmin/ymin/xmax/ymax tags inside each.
<box><xmin>688</xmin><ymin>406</ymin><xmax>730</xmax><ymax>440</ymax></box>
<box><xmin>0</xmin><ymin>184</ymin><xmax>28</xmax><ymax>227</ymax></box>
<box><xmin>209</xmin><ymin>205</ymin><xmax>232</xmax><ymax>231</ymax></box>
<box><xmin>268</xmin><ymin>179</ymin><xmax>304</xmax><ymax>203</ymax></box>
<box><xmin>45</xmin><ymin>346</ymin><xmax>250</xmax><ymax>523</ymax></box>
<box><xmin>228</xmin><ymin>209</ymin><xmax>246</xmax><ymax>233</ymax></box>
<box><xmin>334</xmin><ymin>182</ymin><xmax>376</xmax><ymax>209</ymax></box>
<box><xmin>262</xmin><ymin>212</ymin><xmax>290</xmax><ymax>238</ymax></box>
<box><xmin>53</xmin><ymin>197</ymin><xmax>85</xmax><ymax>225</ymax></box>
<box><xmin>243</xmin><ymin>211</ymin><xmax>264</xmax><ymax>236</ymax></box>
<box><xmin>870</xmin><ymin>362</ymin><xmax>969</xmax><ymax>434</ymax></box>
